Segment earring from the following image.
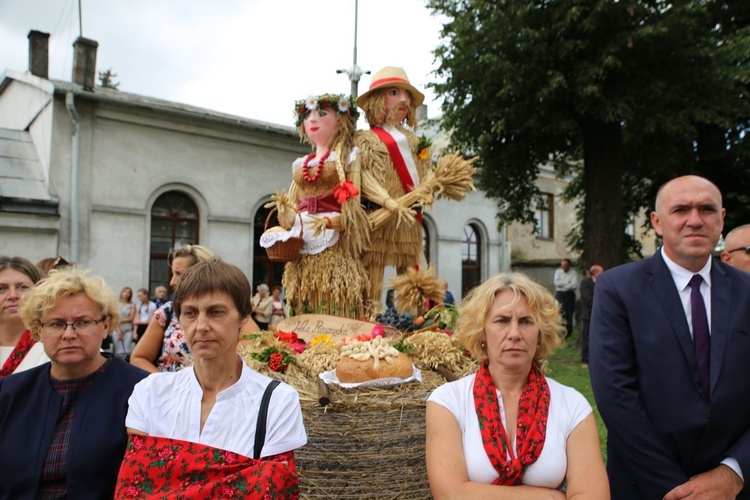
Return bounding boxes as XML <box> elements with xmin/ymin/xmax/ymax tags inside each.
<box><xmin>481</xmin><ymin>341</ymin><xmax>486</xmax><ymax>349</ymax></box>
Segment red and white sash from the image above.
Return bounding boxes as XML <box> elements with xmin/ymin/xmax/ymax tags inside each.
<box><xmin>372</xmin><ymin>126</ymin><xmax>420</xmax><ymax>193</ymax></box>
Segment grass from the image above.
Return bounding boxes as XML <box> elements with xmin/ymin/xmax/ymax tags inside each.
<box><xmin>547</xmin><ymin>329</ymin><xmax>607</xmax><ymax>459</ymax></box>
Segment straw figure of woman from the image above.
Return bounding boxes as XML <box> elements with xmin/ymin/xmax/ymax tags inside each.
<box><xmin>261</xmin><ymin>93</ymin><xmax>370</xmax><ymax>319</ymax></box>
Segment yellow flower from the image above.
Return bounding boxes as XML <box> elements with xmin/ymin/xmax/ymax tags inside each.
<box><xmin>418</xmin><ymin>148</ymin><xmax>430</xmax><ymax>160</ymax></box>
<box><xmin>310</xmin><ymin>334</ymin><xmax>333</xmax><ymax>347</ymax></box>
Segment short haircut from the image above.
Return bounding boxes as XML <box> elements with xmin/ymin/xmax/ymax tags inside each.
<box><xmin>0</xmin><ymin>256</ymin><xmax>44</xmax><ymax>284</ymax></box>
<box><xmin>168</xmin><ymin>244</ymin><xmax>214</xmax><ymax>268</ymax></box>
<box><xmin>725</xmin><ymin>223</ymin><xmax>750</xmax><ymax>242</ymax></box>
<box><xmin>20</xmin><ymin>267</ymin><xmax>119</xmax><ymax>340</ymax></box>
<box><xmin>155</xmin><ymin>285</ymin><xmax>167</xmax><ymax>292</ymax></box>
<box><xmin>456</xmin><ymin>272</ymin><xmax>564</xmax><ymax>368</ymax></box>
<box><xmin>173</xmin><ymin>257</ymin><xmax>251</xmax><ymax>319</ymax></box>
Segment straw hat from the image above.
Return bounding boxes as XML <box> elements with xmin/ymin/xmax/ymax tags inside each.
<box><xmin>356</xmin><ymin>66</ymin><xmax>425</xmax><ymax>109</ymax></box>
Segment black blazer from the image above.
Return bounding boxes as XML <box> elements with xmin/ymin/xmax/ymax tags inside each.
<box><xmin>579</xmin><ymin>276</ymin><xmax>595</xmax><ymax>322</ymax></box>
<box><xmin>590</xmin><ymin>253</ymin><xmax>750</xmax><ymax>499</ymax></box>
<box><xmin>0</xmin><ymin>356</ymin><xmax>147</xmax><ymax>499</ymax></box>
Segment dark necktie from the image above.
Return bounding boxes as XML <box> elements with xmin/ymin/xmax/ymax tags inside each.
<box><xmin>688</xmin><ymin>274</ymin><xmax>711</xmax><ymax>399</ymax></box>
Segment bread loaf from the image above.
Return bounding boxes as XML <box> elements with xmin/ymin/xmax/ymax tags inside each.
<box><xmin>336</xmin><ymin>338</ymin><xmax>413</xmax><ymax>383</ymax></box>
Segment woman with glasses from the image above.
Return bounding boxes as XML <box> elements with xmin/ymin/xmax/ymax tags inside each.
<box><xmin>0</xmin><ymin>256</ymin><xmax>49</xmax><ymax>377</ymax></box>
<box><xmin>0</xmin><ymin>266</ymin><xmax>147</xmax><ymax>498</ymax></box>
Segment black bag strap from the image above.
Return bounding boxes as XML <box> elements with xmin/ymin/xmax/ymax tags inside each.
<box><xmin>253</xmin><ymin>379</ymin><xmax>281</xmax><ymax>459</ymax></box>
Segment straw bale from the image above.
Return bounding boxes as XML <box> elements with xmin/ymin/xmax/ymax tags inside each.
<box><xmin>239</xmin><ymin>331</ymin><xmax>482</xmax><ymax>498</ymax></box>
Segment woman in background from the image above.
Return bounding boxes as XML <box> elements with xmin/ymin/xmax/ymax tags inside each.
<box><xmin>269</xmin><ymin>285</ymin><xmax>286</xmax><ymax>328</ymax></box>
<box><xmin>114</xmin><ymin>286</ymin><xmax>135</xmax><ymax>359</ymax></box>
<box><xmin>133</xmin><ymin>288</ymin><xmax>156</xmax><ymax>343</ymax></box>
<box><xmin>251</xmin><ymin>283</ymin><xmax>273</xmax><ymax>330</ymax></box>
<box><xmin>0</xmin><ymin>256</ymin><xmax>48</xmax><ymax>376</ymax></box>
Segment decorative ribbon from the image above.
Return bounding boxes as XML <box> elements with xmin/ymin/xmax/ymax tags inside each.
<box><xmin>333</xmin><ymin>180</ymin><xmax>359</xmax><ymax>205</ymax></box>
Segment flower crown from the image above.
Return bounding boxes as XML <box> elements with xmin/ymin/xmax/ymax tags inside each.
<box><xmin>293</xmin><ymin>93</ymin><xmax>359</xmax><ymax>127</ymax></box>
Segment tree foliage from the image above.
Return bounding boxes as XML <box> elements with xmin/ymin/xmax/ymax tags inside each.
<box><xmin>98</xmin><ymin>68</ymin><xmax>120</xmax><ymax>90</ymax></box>
<box><xmin>427</xmin><ymin>0</ymin><xmax>750</xmax><ymax>268</ymax></box>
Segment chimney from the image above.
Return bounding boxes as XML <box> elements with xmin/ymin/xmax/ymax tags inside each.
<box><xmin>72</xmin><ymin>37</ymin><xmax>98</xmax><ymax>90</ymax></box>
<box><xmin>28</xmin><ymin>30</ymin><xmax>50</xmax><ymax>79</ymax></box>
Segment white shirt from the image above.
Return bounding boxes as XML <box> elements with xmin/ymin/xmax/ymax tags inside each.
<box><xmin>0</xmin><ymin>342</ymin><xmax>49</xmax><ymax>374</ymax></box>
<box><xmin>554</xmin><ymin>268</ymin><xmax>578</xmax><ymax>292</ymax></box>
<box><xmin>126</xmin><ymin>357</ymin><xmax>307</xmax><ymax>458</ymax></box>
<box><xmin>660</xmin><ymin>247</ymin><xmax>712</xmax><ymax>337</ymax></box>
<box><xmin>428</xmin><ymin>374</ymin><xmax>591</xmax><ymax>488</ymax></box>
<box><xmin>137</xmin><ymin>301</ymin><xmax>157</xmax><ymax>323</ymax></box>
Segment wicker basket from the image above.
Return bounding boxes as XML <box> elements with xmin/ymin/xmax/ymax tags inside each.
<box><xmin>264</xmin><ymin>208</ymin><xmax>304</xmax><ymax>263</ymax></box>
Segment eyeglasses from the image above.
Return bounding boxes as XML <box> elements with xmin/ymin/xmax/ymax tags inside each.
<box><xmin>37</xmin><ymin>318</ymin><xmax>106</xmax><ymax>335</ymax></box>
<box><xmin>727</xmin><ymin>245</ymin><xmax>750</xmax><ymax>255</ymax></box>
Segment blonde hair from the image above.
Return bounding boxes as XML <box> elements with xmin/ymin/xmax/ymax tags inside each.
<box><xmin>299</xmin><ymin>102</ymin><xmax>357</xmax><ymax>184</ymax></box>
<box><xmin>361</xmin><ymin>89</ymin><xmax>417</xmax><ymax>129</ymax></box>
<box><xmin>168</xmin><ymin>244</ymin><xmax>214</xmax><ymax>268</ymax></box>
<box><xmin>20</xmin><ymin>267</ymin><xmax>119</xmax><ymax>340</ymax></box>
<box><xmin>456</xmin><ymin>272</ymin><xmax>564</xmax><ymax>368</ymax></box>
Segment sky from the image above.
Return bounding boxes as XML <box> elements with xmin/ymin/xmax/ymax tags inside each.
<box><xmin>0</xmin><ymin>0</ymin><xmax>448</xmax><ymax>127</ymax></box>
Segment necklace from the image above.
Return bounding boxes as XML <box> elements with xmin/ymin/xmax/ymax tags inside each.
<box><xmin>302</xmin><ymin>150</ymin><xmax>330</xmax><ymax>183</ymax></box>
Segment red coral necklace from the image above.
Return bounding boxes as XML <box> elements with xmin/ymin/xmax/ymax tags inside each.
<box><xmin>302</xmin><ymin>150</ymin><xmax>330</xmax><ymax>183</ymax></box>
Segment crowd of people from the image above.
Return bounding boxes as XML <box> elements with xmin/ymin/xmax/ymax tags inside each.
<box><xmin>2</xmin><ymin>57</ymin><xmax>750</xmax><ymax>497</ymax></box>
<box><xmin>0</xmin><ymin>173</ymin><xmax>748</xmax><ymax>497</ymax></box>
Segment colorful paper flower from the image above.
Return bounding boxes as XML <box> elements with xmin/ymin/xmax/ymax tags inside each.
<box><xmin>304</xmin><ymin>95</ymin><xmax>318</xmax><ymax>111</ymax></box>
<box><xmin>310</xmin><ymin>334</ymin><xmax>333</xmax><ymax>347</ymax></box>
<box><xmin>338</xmin><ymin>95</ymin><xmax>351</xmax><ymax>113</ymax></box>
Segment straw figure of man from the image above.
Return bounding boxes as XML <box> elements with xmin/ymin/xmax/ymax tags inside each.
<box><xmin>355</xmin><ymin>67</ymin><xmax>476</xmax><ymax>312</ymax></box>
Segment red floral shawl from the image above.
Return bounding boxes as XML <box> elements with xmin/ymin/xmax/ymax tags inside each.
<box><xmin>473</xmin><ymin>362</ymin><xmax>550</xmax><ymax>485</ymax></box>
<box><xmin>115</xmin><ymin>435</ymin><xmax>299</xmax><ymax>499</ymax></box>
<box><xmin>0</xmin><ymin>331</ymin><xmax>36</xmax><ymax>377</ymax></box>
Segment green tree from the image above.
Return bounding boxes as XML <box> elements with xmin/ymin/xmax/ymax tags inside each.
<box><xmin>98</xmin><ymin>68</ymin><xmax>120</xmax><ymax>90</ymax></box>
<box><xmin>427</xmin><ymin>0</ymin><xmax>750</xmax><ymax>268</ymax></box>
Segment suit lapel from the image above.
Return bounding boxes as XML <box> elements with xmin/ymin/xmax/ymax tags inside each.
<box><xmin>646</xmin><ymin>253</ymin><xmax>704</xmax><ymax>393</ymax></box>
<box><xmin>709</xmin><ymin>260</ymin><xmax>730</xmax><ymax>396</ymax></box>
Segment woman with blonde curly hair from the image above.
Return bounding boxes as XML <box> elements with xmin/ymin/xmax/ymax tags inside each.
<box><xmin>260</xmin><ymin>93</ymin><xmax>370</xmax><ymax>318</ymax></box>
<box><xmin>0</xmin><ymin>266</ymin><xmax>147</xmax><ymax>498</ymax></box>
<box><xmin>426</xmin><ymin>272</ymin><xmax>609</xmax><ymax>499</ymax></box>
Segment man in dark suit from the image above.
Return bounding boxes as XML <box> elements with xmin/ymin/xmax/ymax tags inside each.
<box><xmin>579</xmin><ymin>264</ymin><xmax>603</xmax><ymax>369</ymax></box>
<box><xmin>591</xmin><ymin>175</ymin><xmax>750</xmax><ymax>499</ymax></box>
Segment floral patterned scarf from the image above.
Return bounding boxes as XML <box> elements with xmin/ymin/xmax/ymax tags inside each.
<box><xmin>473</xmin><ymin>362</ymin><xmax>550</xmax><ymax>485</ymax></box>
<box><xmin>115</xmin><ymin>435</ymin><xmax>299</xmax><ymax>499</ymax></box>
<box><xmin>0</xmin><ymin>331</ymin><xmax>36</xmax><ymax>377</ymax></box>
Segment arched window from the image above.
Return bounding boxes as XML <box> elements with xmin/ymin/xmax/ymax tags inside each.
<box><xmin>462</xmin><ymin>224</ymin><xmax>481</xmax><ymax>296</ymax></box>
<box><xmin>149</xmin><ymin>191</ymin><xmax>199</xmax><ymax>294</ymax></box>
<box><xmin>253</xmin><ymin>205</ymin><xmax>285</xmax><ymax>292</ymax></box>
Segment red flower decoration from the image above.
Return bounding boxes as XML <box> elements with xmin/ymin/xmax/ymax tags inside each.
<box><xmin>290</xmin><ymin>341</ymin><xmax>307</xmax><ymax>354</ymax></box>
<box><xmin>275</xmin><ymin>330</ymin><xmax>298</xmax><ymax>345</ymax></box>
<box><xmin>333</xmin><ymin>180</ymin><xmax>359</xmax><ymax>204</ymax></box>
